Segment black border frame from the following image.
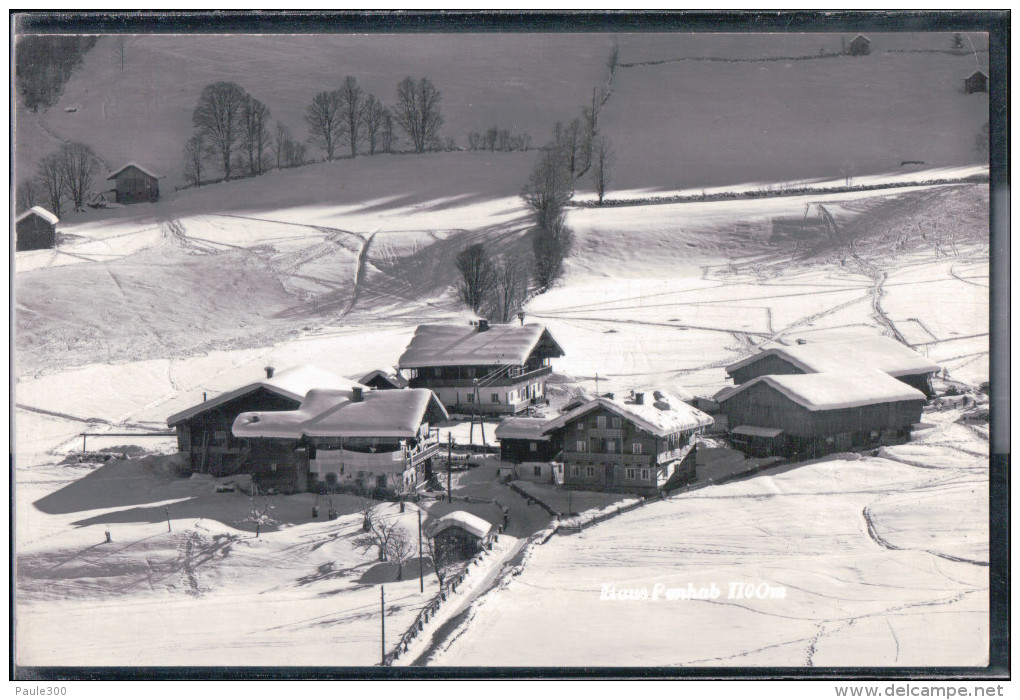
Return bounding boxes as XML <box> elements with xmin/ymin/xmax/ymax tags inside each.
<box><xmin>9</xmin><ymin>9</ymin><xmax>1009</xmax><ymax>682</ymax></box>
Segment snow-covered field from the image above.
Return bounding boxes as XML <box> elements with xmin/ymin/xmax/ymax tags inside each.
<box><xmin>14</xmin><ymin>126</ymin><xmax>990</xmax><ymax>669</ymax></box>
<box><xmin>426</xmin><ymin>408</ymin><xmax>989</xmax><ymax>667</ymax></box>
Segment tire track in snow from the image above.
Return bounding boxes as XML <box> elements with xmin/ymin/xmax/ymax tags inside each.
<box><xmin>862</xmin><ymin>505</ymin><xmax>988</xmax><ymax>567</ymax></box>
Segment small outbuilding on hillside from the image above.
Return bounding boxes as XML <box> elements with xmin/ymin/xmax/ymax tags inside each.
<box><xmin>15</xmin><ymin>206</ymin><xmax>59</xmax><ymax>251</ymax></box>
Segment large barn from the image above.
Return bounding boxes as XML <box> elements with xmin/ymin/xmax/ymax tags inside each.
<box><xmin>106</xmin><ymin>162</ymin><xmax>163</xmax><ymax>204</ymax></box>
<box><xmin>724</xmin><ymin>336</ymin><xmax>940</xmax><ymax>398</ymax></box>
<box><xmin>540</xmin><ymin>390</ymin><xmax>713</xmax><ymax>496</ymax></box>
<box><xmin>232</xmin><ymin>386</ymin><xmax>448</xmax><ymax>495</ymax></box>
<box><xmin>398</xmin><ymin>320</ymin><xmax>565</xmax><ymax>415</ymax></box>
<box><xmin>715</xmin><ymin>370</ymin><xmax>926</xmax><ymax>459</ymax></box>
<box><xmin>15</xmin><ymin>206</ymin><xmax>59</xmax><ymax>251</ymax></box>
<box><xmin>166</xmin><ymin>365</ymin><xmax>363</xmax><ymax>477</ymax></box>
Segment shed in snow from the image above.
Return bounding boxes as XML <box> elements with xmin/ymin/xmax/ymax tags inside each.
<box><xmin>398</xmin><ymin>321</ymin><xmax>565</xmax><ymax>415</ymax></box>
<box><xmin>847</xmin><ymin>34</ymin><xmax>871</xmax><ymax>56</ymax></box>
<box><xmin>15</xmin><ymin>206</ymin><xmax>59</xmax><ymax>251</ymax></box>
<box><xmin>107</xmin><ymin>162</ymin><xmax>163</xmax><ymax>204</ymax></box>
<box><xmin>714</xmin><ymin>370</ymin><xmax>926</xmax><ymax>459</ymax></box>
<box><xmin>167</xmin><ymin>365</ymin><xmax>363</xmax><ymax>482</ymax></box>
<box><xmin>232</xmin><ymin>387</ymin><xmax>448</xmax><ymax>495</ymax></box>
<box><xmin>426</xmin><ymin>510</ymin><xmax>496</xmax><ymax>560</ymax></box>
<box><xmin>964</xmin><ymin>70</ymin><xmax>988</xmax><ymax>94</ymax></box>
<box><xmin>725</xmin><ymin>336</ymin><xmax>939</xmax><ymax>398</ymax></box>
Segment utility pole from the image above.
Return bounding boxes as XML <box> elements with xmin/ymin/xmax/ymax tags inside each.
<box><xmin>164</xmin><ymin>506</ymin><xmax>172</xmax><ymax>532</ymax></box>
<box><xmin>380</xmin><ymin>585</ymin><xmax>386</xmax><ymax>666</ymax></box>
<box><xmin>595</xmin><ymin>372</ymin><xmax>599</xmax><ymax>397</ymax></box>
<box><xmin>418</xmin><ymin>508</ymin><xmax>424</xmax><ymax>593</ymax></box>
<box><xmin>447</xmin><ymin>432</ymin><xmax>453</xmax><ymax>503</ymax></box>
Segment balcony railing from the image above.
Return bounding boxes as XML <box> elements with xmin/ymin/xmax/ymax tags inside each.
<box><xmin>587</xmin><ymin>427</ymin><xmax>624</xmax><ymax>439</ymax></box>
<box><xmin>409</xmin><ymin>365</ymin><xmax>552</xmax><ymax>388</ymax></box>
<box><xmin>310</xmin><ymin>437</ymin><xmax>440</xmax><ymax>475</ymax></box>
<box><xmin>562</xmin><ymin>451</ymin><xmax>653</xmax><ymax>465</ymax></box>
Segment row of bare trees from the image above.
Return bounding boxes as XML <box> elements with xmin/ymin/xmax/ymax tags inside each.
<box><xmin>454</xmin><ymin>244</ymin><xmax>528</xmax><ymax>323</ymax></box>
<box><xmin>18</xmin><ymin>141</ymin><xmax>103</xmax><ymax>217</ymax></box>
<box><xmin>466</xmin><ymin>126</ymin><xmax>532</xmax><ymax>152</ymax></box>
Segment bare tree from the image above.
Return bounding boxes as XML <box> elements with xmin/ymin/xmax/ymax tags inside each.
<box><xmin>241</xmin><ymin>94</ymin><xmax>271</xmax><ymax>176</ymax></box>
<box><xmin>272</xmin><ymin>120</ymin><xmax>290</xmax><ymax>170</ymax></box>
<box><xmin>380</xmin><ymin>110</ymin><xmax>397</xmax><ymax>154</ymax></box>
<box><xmin>337</xmin><ymin>76</ymin><xmax>365</xmax><ymax>158</ymax></box>
<box><xmin>35</xmin><ymin>152</ymin><xmax>64</xmax><ymax>218</ymax></box>
<box><xmin>523</xmin><ymin>146</ymin><xmax>575</xmax><ymax>289</ymax></box>
<box><xmin>363</xmin><ymin>94</ymin><xmax>386</xmax><ymax>155</ymax></box>
<box><xmin>423</xmin><ymin>535</ymin><xmax>456</xmax><ymax>590</ymax></box>
<box><xmin>114</xmin><ymin>35</ymin><xmax>126</xmax><ymax>70</ymax></box>
<box><xmin>456</xmin><ymin>243</ymin><xmax>498</xmax><ymax>314</ymax></box>
<box><xmin>192</xmin><ymin>81</ymin><xmax>248</xmax><ymax>180</ymax></box>
<box><xmin>467</xmin><ymin>131</ymin><xmax>481</xmax><ymax>151</ymax></box>
<box><xmin>393</xmin><ymin>76</ymin><xmax>444</xmax><ymax>153</ymax></box>
<box><xmin>386</xmin><ymin>526</ymin><xmax>415</xmax><ymax>581</ymax></box>
<box><xmin>284</xmin><ymin>139</ymin><xmax>307</xmax><ymax>168</ymax></box>
<box><xmin>57</xmin><ymin>141</ymin><xmax>102</xmax><ymax>211</ymax></box>
<box><xmin>590</xmin><ymin>134</ymin><xmax>614</xmax><ymax>205</ymax></box>
<box><xmin>16</xmin><ymin>177</ymin><xmax>42</xmax><ymax>213</ymax></box>
<box><xmin>840</xmin><ymin>160</ymin><xmax>856</xmax><ymax>187</ymax></box>
<box><xmin>244</xmin><ymin>495</ymin><xmax>276</xmax><ymax>538</ymax></box>
<box><xmin>183</xmin><ymin>132</ymin><xmax>208</xmax><ymax>187</ymax></box>
<box><xmin>359</xmin><ymin>497</ymin><xmax>378</xmax><ymax>532</ymax></box>
<box><xmin>564</xmin><ymin>118</ymin><xmax>583</xmax><ymax>176</ymax></box>
<box><xmin>305</xmin><ymin>90</ymin><xmax>342</xmax><ymax>161</ymax></box>
<box><xmin>491</xmin><ymin>256</ymin><xmax>526</xmax><ymax>323</ymax></box>
<box><xmin>354</xmin><ymin>512</ymin><xmax>399</xmax><ymax>562</ymax></box>
<box><xmin>580</xmin><ymin>85</ymin><xmax>609</xmax><ymax>173</ymax></box>
<box><xmin>483</xmin><ymin>126</ymin><xmax>498</xmax><ymax>152</ymax></box>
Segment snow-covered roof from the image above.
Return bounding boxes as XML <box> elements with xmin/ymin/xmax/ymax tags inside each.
<box><xmin>398</xmin><ymin>323</ymin><xmax>564</xmax><ymax>368</ymax></box>
<box><xmin>16</xmin><ymin>206</ymin><xmax>59</xmax><ymax>225</ymax></box>
<box><xmin>358</xmin><ymin>368</ymin><xmax>408</xmax><ymax>389</ymax></box>
<box><xmin>714</xmin><ymin>370</ymin><xmax>926</xmax><ymax>411</ymax></box>
<box><xmin>967</xmin><ymin>70</ymin><xmax>987</xmax><ymax>79</ymax></box>
<box><xmin>542</xmin><ymin>390</ymin><xmax>713</xmax><ymax>437</ymax></box>
<box><xmin>725</xmin><ymin>336</ymin><xmax>939</xmax><ymax>378</ymax></box>
<box><xmin>304</xmin><ymin>389</ymin><xmax>448</xmax><ymax>438</ymax></box>
<box><xmin>167</xmin><ymin>365</ymin><xmax>364</xmax><ymax>426</ymax></box>
<box><xmin>106</xmin><ymin>162</ymin><xmax>164</xmax><ymax>180</ymax></box>
<box><xmin>427</xmin><ymin>510</ymin><xmax>495</xmax><ymax>539</ymax></box>
<box><xmin>232</xmin><ymin>388</ymin><xmax>447</xmax><ymax>439</ymax></box>
<box><xmin>495</xmin><ymin>417</ymin><xmax>553</xmax><ymax>441</ymax></box>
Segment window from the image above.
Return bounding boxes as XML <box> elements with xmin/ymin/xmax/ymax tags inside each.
<box><xmin>467</xmin><ymin>394</ymin><xmax>474</xmax><ymax>404</ymax></box>
<box><xmin>612</xmin><ymin>417</ymin><xmax>622</xmax><ymax>429</ymax></box>
<box><xmin>586</xmin><ymin>466</ymin><xmax>596</xmax><ymax>477</ymax></box>
<box><xmin>576</xmin><ymin>440</ymin><xmax>587</xmax><ymax>452</ymax></box>
<box><xmin>492</xmin><ymin>393</ymin><xmax>500</xmax><ymax>403</ymax></box>
<box><xmin>432</xmin><ymin>367</ymin><xmax>442</xmax><ymax>377</ymax></box>
<box><xmin>597</xmin><ymin>415</ymin><xmax>607</xmax><ymax>429</ymax></box>
<box><xmin>605</xmin><ymin>440</ymin><xmax>617</xmax><ymax>453</ymax></box>
<box><xmin>625</xmin><ymin>468</ymin><xmax>636</xmax><ymax>479</ymax></box>
<box><xmin>571</xmin><ymin>465</ymin><xmax>579</xmax><ymax>476</ymax></box>
<box><xmin>529</xmin><ymin>442</ymin><xmax>538</xmax><ymax>452</ymax></box>
<box><xmin>533</xmin><ymin>465</ymin><xmax>542</xmax><ymax>477</ymax></box>
<box><xmin>640</xmin><ymin>468</ymin><xmax>649</xmax><ymax>480</ymax></box>
<box><xmin>632</xmin><ymin>442</ymin><xmax>643</xmax><ymax>455</ymax></box>
<box><xmin>576</xmin><ymin>422</ymin><xmax>585</xmax><ymax>431</ymax></box>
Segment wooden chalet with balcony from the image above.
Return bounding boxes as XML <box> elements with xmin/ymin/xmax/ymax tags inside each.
<box><xmin>540</xmin><ymin>390</ymin><xmax>713</xmax><ymax>496</ymax></box>
<box><xmin>714</xmin><ymin>370</ymin><xmax>926</xmax><ymax>459</ymax></box>
<box><xmin>398</xmin><ymin>320</ymin><xmax>565</xmax><ymax>415</ymax></box>
<box><xmin>166</xmin><ymin>365</ymin><xmax>363</xmax><ymax>479</ymax></box>
<box><xmin>232</xmin><ymin>386</ymin><xmax>448</xmax><ymax>495</ymax></box>
<box><xmin>725</xmin><ymin>336</ymin><xmax>939</xmax><ymax>398</ymax></box>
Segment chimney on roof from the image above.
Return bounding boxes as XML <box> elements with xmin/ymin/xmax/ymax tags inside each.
<box><xmin>634</xmin><ymin>392</ymin><xmax>645</xmax><ymax>405</ymax></box>
<box><xmin>477</xmin><ymin>319</ymin><xmax>490</xmax><ymax>332</ymax></box>
<box><xmin>352</xmin><ymin>386</ymin><xmax>364</xmax><ymax>402</ymax></box>
<box><xmin>796</xmin><ymin>339</ymin><xmax>807</xmax><ymax>345</ymax></box>
<box><xmin>264</xmin><ymin>365</ymin><xmax>275</xmax><ymax>379</ymax></box>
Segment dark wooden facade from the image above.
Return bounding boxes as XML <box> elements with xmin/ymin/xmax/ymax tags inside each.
<box><xmin>718</xmin><ymin>381</ymin><xmax>924</xmax><ymax>459</ymax></box>
<box><xmin>848</xmin><ymin>35</ymin><xmax>871</xmax><ymax>56</ymax></box>
<box><xmin>434</xmin><ymin>525</ymin><xmax>492</xmax><ymax>561</ymax></box>
<box><xmin>15</xmin><ymin>211</ymin><xmax>57</xmax><ymax>251</ymax></box>
<box><xmin>559</xmin><ymin>404</ymin><xmax>699</xmax><ymax>496</ymax></box>
<box><xmin>500</xmin><ymin>435</ymin><xmax>561</xmax><ymax>464</ymax></box>
<box><xmin>728</xmin><ymin>355</ymin><xmax>935</xmax><ymax>398</ymax></box>
<box><xmin>109</xmin><ymin>165</ymin><xmax>160</xmax><ymax>204</ymax></box>
<box><xmin>964</xmin><ymin>71</ymin><xmax>988</xmax><ymax>94</ymax></box>
<box><xmin>171</xmin><ymin>388</ymin><xmax>300</xmax><ymax>477</ymax></box>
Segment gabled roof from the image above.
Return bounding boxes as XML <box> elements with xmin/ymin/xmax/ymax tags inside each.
<box><xmin>541</xmin><ymin>390</ymin><xmax>713</xmax><ymax>437</ymax></box>
<box><xmin>358</xmin><ymin>368</ymin><xmax>408</xmax><ymax>389</ymax></box>
<box><xmin>966</xmin><ymin>70</ymin><xmax>987</xmax><ymax>79</ymax></box>
<box><xmin>16</xmin><ymin>206</ymin><xmax>59</xmax><ymax>225</ymax></box>
<box><xmin>232</xmin><ymin>388</ymin><xmax>448</xmax><ymax>440</ymax></box>
<box><xmin>851</xmin><ymin>34</ymin><xmax>870</xmax><ymax>42</ymax></box>
<box><xmin>495</xmin><ymin>416</ymin><xmax>552</xmax><ymax>441</ymax></box>
<box><xmin>107</xmin><ymin>162</ymin><xmax>164</xmax><ymax>180</ymax></box>
<box><xmin>725</xmin><ymin>336</ymin><xmax>939</xmax><ymax>378</ymax></box>
<box><xmin>427</xmin><ymin>510</ymin><xmax>495</xmax><ymax>539</ymax></box>
<box><xmin>167</xmin><ymin>365</ymin><xmax>363</xmax><ymax>426</ymax></box>
<box><xmin>398</xmin><ymin>323</ymin><xmax>564</xmax><ymax>368</ymax></box>
<box><xmin>714</xmin><ymin>370</ymin><xmax>926</xmax><ymax>411</ymax></box>
<box><xmin>304</xmin><ymin>389</ymin><xmax>448</xmax><ymax>438</ymax></box>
